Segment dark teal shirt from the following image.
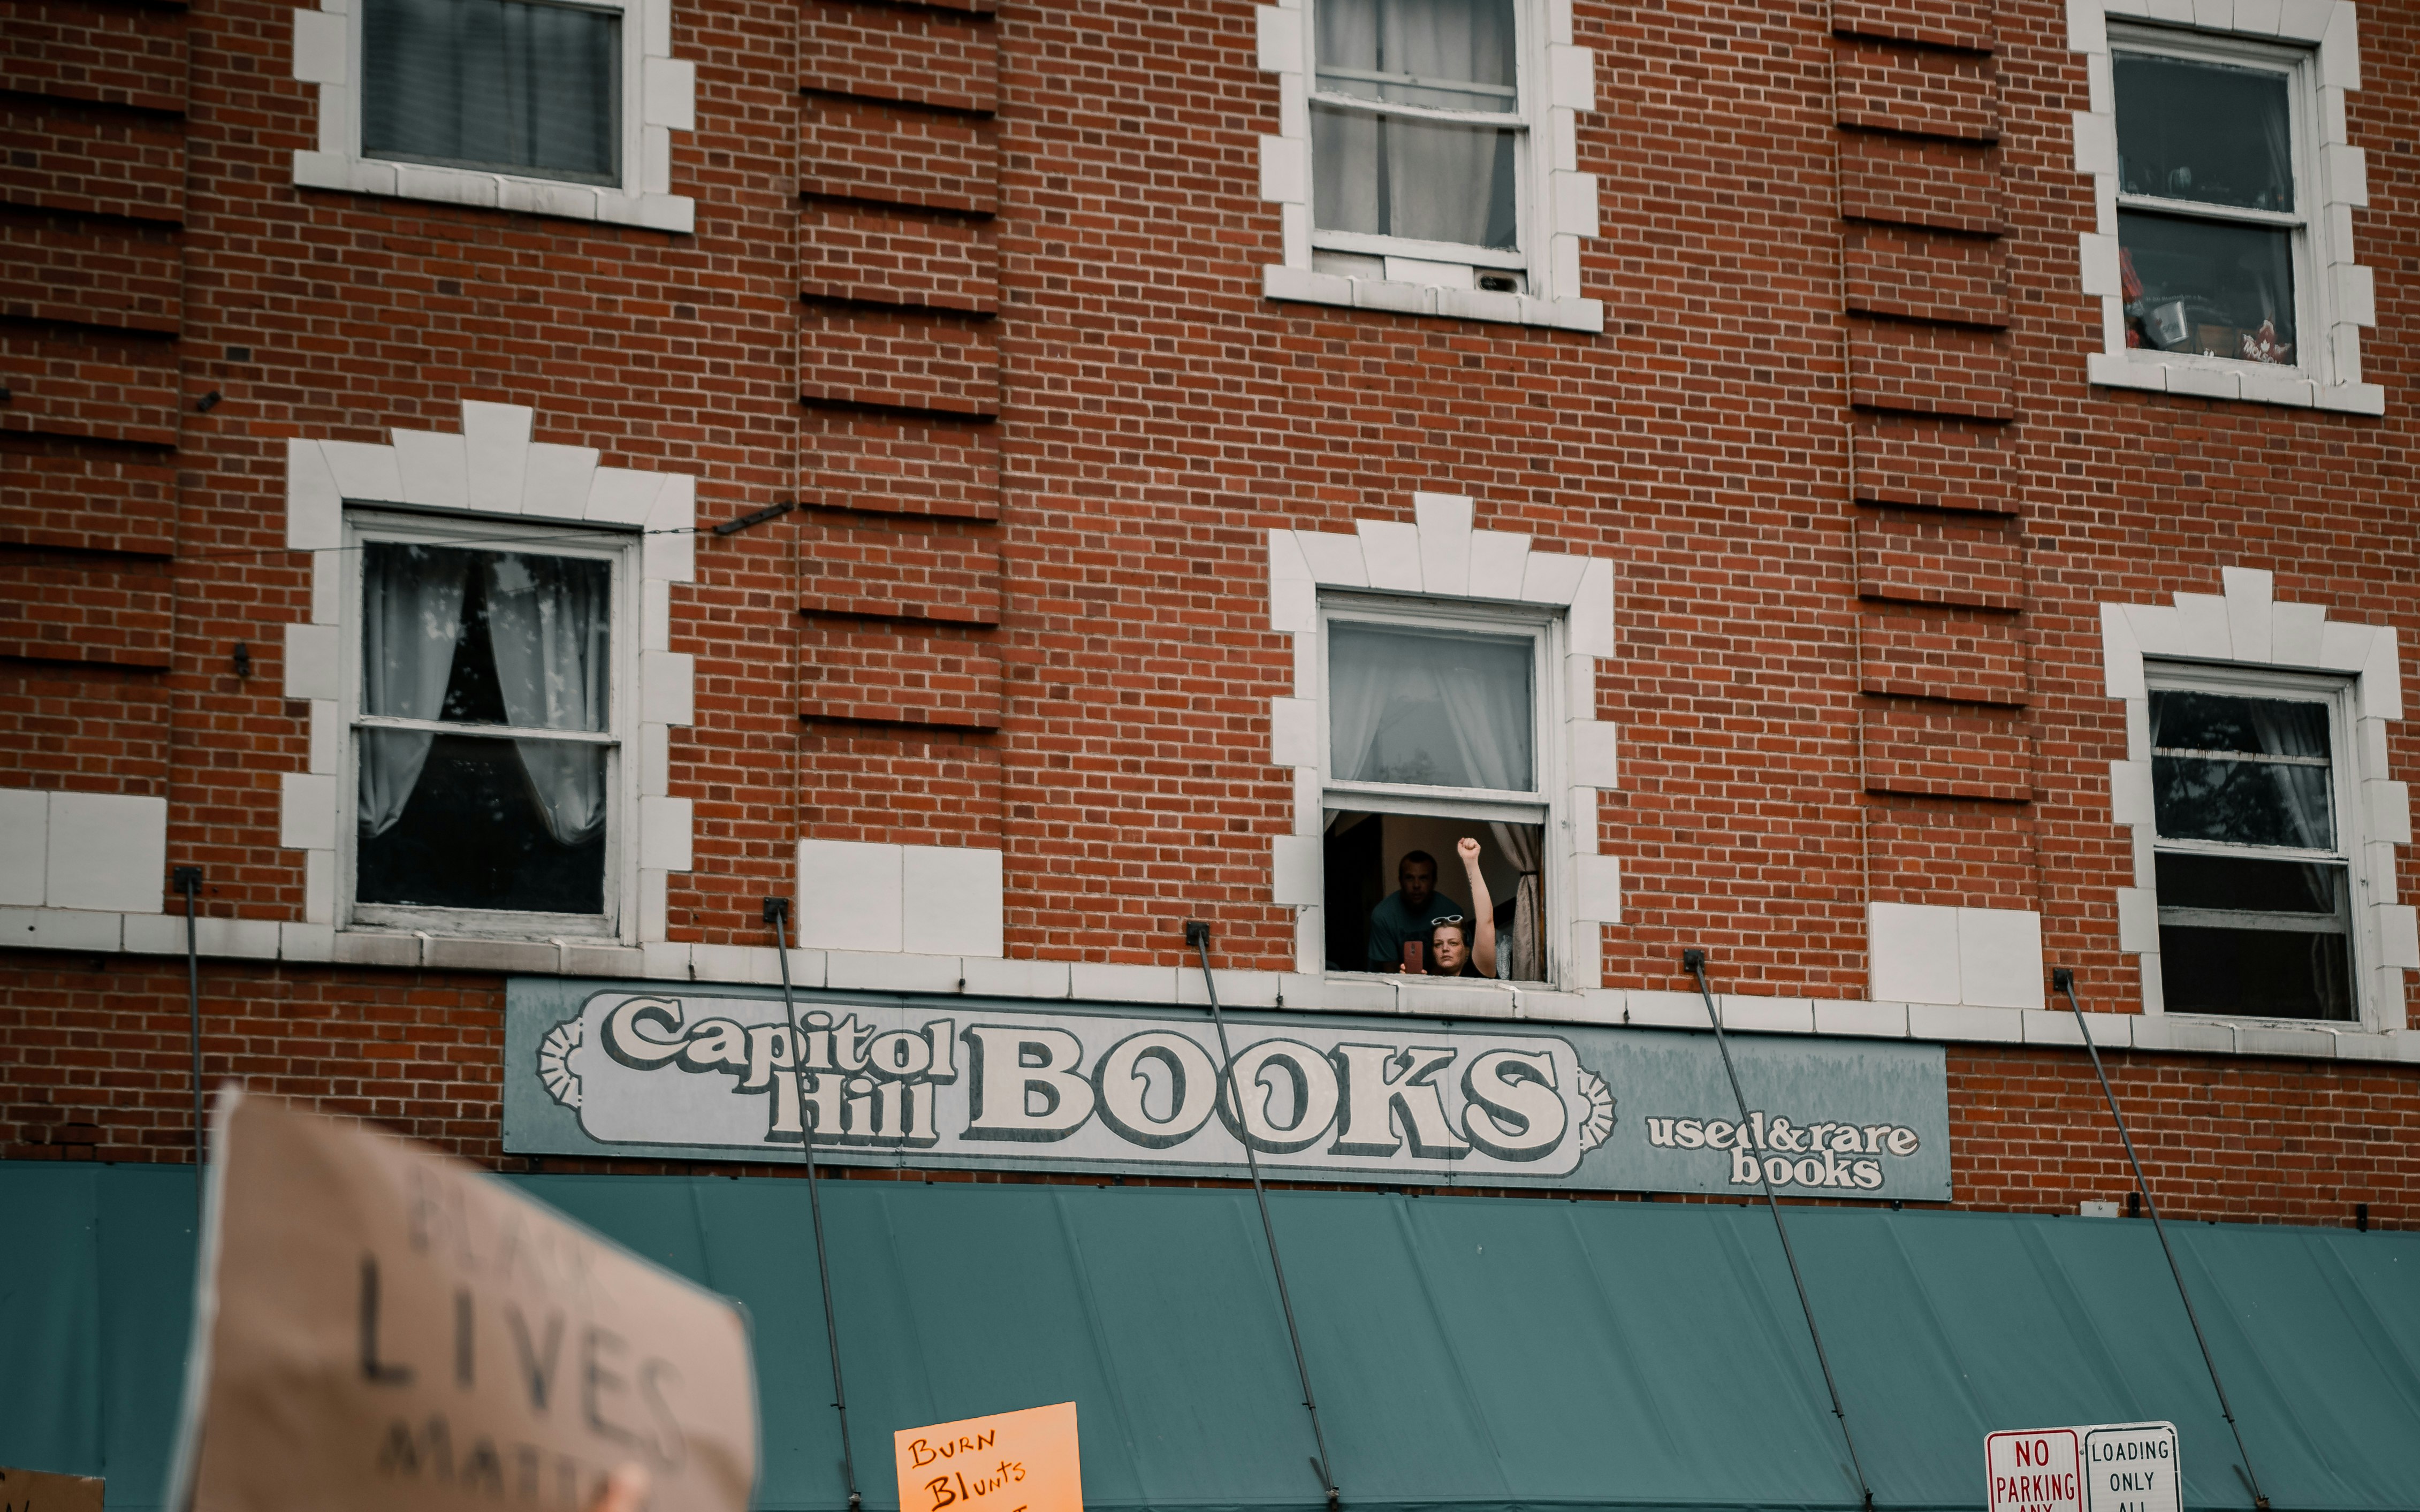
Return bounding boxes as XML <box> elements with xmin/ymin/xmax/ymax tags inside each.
<box><xmin>1365</xmin><ymin>889</ymin><xmax>1467</xmax><ymax>971</ymax></box>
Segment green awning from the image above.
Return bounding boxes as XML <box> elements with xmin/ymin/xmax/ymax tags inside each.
<box><xmin>5</xmin><ymin>1162</ymin><xmax>2417</xmax><ymax>1512</ymax></box>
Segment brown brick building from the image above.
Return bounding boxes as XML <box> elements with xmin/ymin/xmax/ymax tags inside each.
<box><xmin>6</xmin><ymin>0</ymin><xmax>2419</xmax><ymax>1227</ymax></box>
<box><xmin>13</xmin><ymin>0</ymin><xmax>2420</xmax><ymax>1505</ymax></box>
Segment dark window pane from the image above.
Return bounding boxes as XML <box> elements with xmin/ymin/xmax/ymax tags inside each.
<box><xmin>2120</xmin><ymin>211</ymin><xmax>2295</xmax><ymax>360</ymax></box>
<box><xmin>2157</xmin><ymin>924</ymin><xmax>2353</xmax><ymax>1020</ymax></box>
<box><xmin>2114</xmin><ymin>52</ymin><xmax>2294</xmax><ymax>211</ymax></box>
<box><xmin>2152</xmin><ymin>690</ymin><xmax>2329</xmax><ymax>757</ymax></box>
<box><xmin>2154</xmin><ymin>852</ymin><xmax>2342</xmax><ymax>915</ymax></box>
<box><xmin>362</xmin><ymin>0</ymin><xmax>620</xmax><ymax>185</ymax></box>
<box><xmin>2150</xmin><ymin>690</ymin><xmax>2333</xmax><ymax>849</ymax></box>
<box><xmin>357</xmin><ymin>733</ymin><xmax>606</xmax><ymax>913</ymax></box>
<box><xmin>1312</xmin><ymin>106</ymin><xmax>1520</xmax><ymax>248</ymax></box>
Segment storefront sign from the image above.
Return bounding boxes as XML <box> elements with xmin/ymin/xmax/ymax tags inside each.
<box><xmin>505</xmin><ymin>982</ymin><xmax>1951</xmax><ymax>1198</ymax></box>
<box><xmin>893</xmin><ymin>1402</ymin><xmax>1080</xmax><ymax>1512</ymax></box>
<box><xmin>2082</xmin><ymin>1423</ymin><xmax>2179</xmax><ymax>1512</ymax></box>
<box><xmin>169</xmin><ymin>1091</ymin><xmax>759</xmax><ymax>1512</ymax></box>
<box><xmin>1987</xmin><ymin>1428</ymin><xmax>2082</xmax><ymax>1512</ymax></box>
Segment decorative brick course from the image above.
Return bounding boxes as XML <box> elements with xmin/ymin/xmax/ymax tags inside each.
<box><xmin>1858</xmin><ymin>607</ymin><xmax>2029</xmax><ymax>706</ymax></box>
<box><xmin>0</xmin><ymin>0</ymin><xmax>189</xmax><ymax>114</ymax></box>
<box><xmin>0</xmin><ymin>98</ymin><xmax>185</xmax><ymax>223</ymax></box>
<box><xmin>1838</xmin><ymin>132</ymin><xmax>2005</xmax><ymax>235</ymax></box>
<box><xmin>1835</xmin><ymin>41</ymin><xmax>2002</xmax><ymax>143</ymax></box>
<box><xmin>1843</xmin><ymin>224</ymin><xmax>2008</xmax><ymax>329</ymax></box>
<box><xmin>800</xmin><ymin>95</ymin><xmax>999</xmax><ymax>213</ymax></box>
<box><xmin>1829</xmin><ymin>0</ymin><xmax>1995</xmax><ymax>54</ymax></box>
<box><xmin>801</xmin><ymin>2</ymin><xmax>999</xmax><ymax>115</ymax></box>
<box><xmin>1854</xmin><ymin>509</ymin><xmax>2025</xmax><ymax>609</ymax></box>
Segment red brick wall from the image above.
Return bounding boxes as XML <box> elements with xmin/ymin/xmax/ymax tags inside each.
<box><xmin>2</xmin><ymin>0</ymin><xmax>2417</xmax><ymax>1217</ymax></box>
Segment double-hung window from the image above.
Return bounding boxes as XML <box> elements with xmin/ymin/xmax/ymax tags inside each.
<box><xmin>2148</xmin><ymin>677</ymin><xmax>2356</xmax><ymax>1020</ymax></box>
<box><xmin>362</xmin><ymin>0</ymin><xmax>623</xmax><ymax>185</ymax></box>
<box><xmin>1318</xmin><ymin>601</ymin><xmax>1558</xmax><ymax>981</ymax></box>
<box><xmin>344</xmin><ymin>515</ymin><xmax>631</xmax><ymax>936</ymax></box>
<box><xmin>1309</xmin><ymin>0</ymin><xmax>1530</xmax><ymax>289</ymax></box>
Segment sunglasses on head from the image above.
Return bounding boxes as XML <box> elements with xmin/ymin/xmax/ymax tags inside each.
<box><xmin>1429</xmin><ymin>915</ymin><xmax>1466</xmax><ymax>927</ymax></box>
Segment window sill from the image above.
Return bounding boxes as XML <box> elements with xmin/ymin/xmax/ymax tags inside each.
<box><xmin>2087</xmin><ymin>351</ymin><xmax>2384</xmax><ymax>414</ymax></box>
<box><xmin>292</xmin><ymin>151</ymin><xmax>696</xmax><ymax>234</ymax></box>
<box><xmin>1264</xmin><ymin>264</ymin><xmax>1603</xmax><ymax>333</ymax></box>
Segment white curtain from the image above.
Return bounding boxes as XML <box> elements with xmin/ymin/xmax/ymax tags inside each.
<box><xmin>2243</xmin><ymin>700</ymin><xmax>2332</xmax><ymax>851</ymax></box>
<box><xmin>1328</xmin><ymin>624</ymin><xmax>1532</xmax><ymax>791</ymax></box>
<box><xmin>1488</xmin><ymin>821</ymin><xmax>1543</xmax><ymax>981</ymax></box>
<box><xmin>359</xmin><ymin>548</ymin><xmax>468</xmax><ymax>837</ymax></box>
<box><xmin>1313</xmin><ymin>0</ymin><xmax>1516</xmax><ymax>248</ymax></box>
<box><xmin>485</xmin><ymin>553</ymin><xmax>610</xmax><ymax>846</ymax></box>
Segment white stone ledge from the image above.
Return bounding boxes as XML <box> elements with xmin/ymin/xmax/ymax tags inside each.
<box><xmin>12</xmin><ymin>925</ymin><xmax>2420</xmax><ymax>1062</ymax></box>
<box><xmin>2087</xmin><ymin>352</ymin><xmax>2386</xmax><ymax>414</ymax></box>
<box><xmin>292</xmin><ymin>152</ymin><xmax>695</xmax><ymax>234</ymax></box>
<box><xmin>1262</xmin><ymin>264</ymin><xmax>1603</xmax><ymax>333</ymax></box>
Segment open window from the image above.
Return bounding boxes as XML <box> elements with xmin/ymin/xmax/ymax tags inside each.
<box><xmin>2148</xmin><ymin>676</ymin><xmax>2356</xmax><ymax>1020</ymax></box>
<box><xmin>343</xmin><ymin>514</ymin><xmax>631</xmax><ymax>937</ymax></box>
<box><xmin>1318</xmin><ymin>605</ymin><xmax>1555</xmax><ymax>980</ymax></box>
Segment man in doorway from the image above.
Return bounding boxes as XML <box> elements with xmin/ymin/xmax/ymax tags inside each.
<box><xmin>1365</xmin><ymin>849</ymin><xmax>1465</xmax><ymax>972</ymax></box>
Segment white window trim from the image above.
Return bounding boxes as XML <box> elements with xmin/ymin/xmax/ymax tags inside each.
<box><xmin>1253</xmin><ymin>0</ymin><xmax>1604</xmax><ymax>333</ymax></box>
<box><xmin>287</xmin><ymin>0</ymin><xmax>696</xmax><ymax>232</ymax></box>
<box><xmin>1317</xmin><ymin>596</ymin><xmax>1564</xmax><ymax>978</ymax></box>
<box><xmin>2099</xmin><ymin>566</ymin><xmax>2417</xmax><ymax>1030</ymax></box>
<box><xmin>2067</xmin><ymin>0</ymin><xmax>2378</xmax><ymax>413</ymax></box>
<box><xmin>340</xmin><ymin>510</ymin><xmax>636</xmax><ymax>940</ymax></box>
<box><xmin>280</xmin><ymin>399</ymin><xmax>698</xmax><ymax>959</ymax></box>
<box><xmin>1268</xmin><ymin>492</ymin><xmax>1620</xmax><ymax>990</ymax></box>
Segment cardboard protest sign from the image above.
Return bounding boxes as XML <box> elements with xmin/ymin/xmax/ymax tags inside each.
<box><xmin>0</xmin><ymin>1467</ymin><xmax>104</xmax><ymax>1512</ymax></box>
<box><xmin>894</xmin><ymin>1403</ymin><xmax>1081</xmax><ymax>1512</ymax></box>
<box><xmin>168</xmin><ymin>1089</ymin><xmax>757</xmax><ymax>1512</ymax></box>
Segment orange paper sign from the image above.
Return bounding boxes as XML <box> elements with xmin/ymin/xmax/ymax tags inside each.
<box><xmin>893</xmin><ymin>1402</ymin><xmax>1080</xmax><ymax>1512</ymax></box>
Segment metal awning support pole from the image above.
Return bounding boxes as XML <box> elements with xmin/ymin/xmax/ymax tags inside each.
<box><xmin>1684</xmin><ymin>950</ymin><xmax>1874</xmax><ymax>1512</ymax></box>
<box><xmin>1186</xmin><ymin>921</ymin><xmax>1341</xmax><ymax>1510</ymax></box>
<box><xmin>175</xmin><ymin>866</ymin><xmax>203</xmax><ymax>1210</ymax></box>
<box><xmin>766</xmin><ymin>898</ymin><xmax>862</xmax><ymax>1512</ymax></box>
<box><xmin>2053</xmin><ymin>968</ymin><xmax>2269</xmax><ymax>1510</ymax></box>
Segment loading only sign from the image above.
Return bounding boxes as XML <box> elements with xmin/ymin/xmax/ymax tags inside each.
<box><xmin>1989</xmin><ymin>1423</ymin><xmax>2180</xmax><ymax>1512</ymax></box>
<box><xmin>2082</xmin><ymin>1423</ymin><xmax>2179</xmax><ymax>1512</ymax></box>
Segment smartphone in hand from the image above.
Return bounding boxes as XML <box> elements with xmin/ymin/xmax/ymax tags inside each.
<box><xmin>1402</xmin><ymin>940</ymin><xmax>1424</xmax><ymax>974</ymax></box>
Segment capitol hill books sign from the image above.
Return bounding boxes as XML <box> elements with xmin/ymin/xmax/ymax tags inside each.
<box><xmin>503</xmin><ymin>981</ymin><xmax>1951</xmax><ymax>1199</ymax></box>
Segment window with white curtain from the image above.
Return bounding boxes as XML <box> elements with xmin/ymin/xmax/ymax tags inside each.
<box><xmin>1308</xmin><ymin>0</ymin><xmax>1530</xmax><ymax>285</ymax></box>
<box><xmin>1320</xmin><ymin>604</ymin><xmax>1556</xmax><ymax>981</ymax></box>
<box><xmin>361</xmin><ymin>0</ymin><xmax>622</xmax><ymax>184</ymax></box>
<box><xmin>2148</xmin><ymin>676</ymin><xmax>2357</xmax><ymax>1020</ymax></box>
<box><xmin>346</xmin><ymin>516</ymin><xmax>628</xmax><ymax>933</ymax></box>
